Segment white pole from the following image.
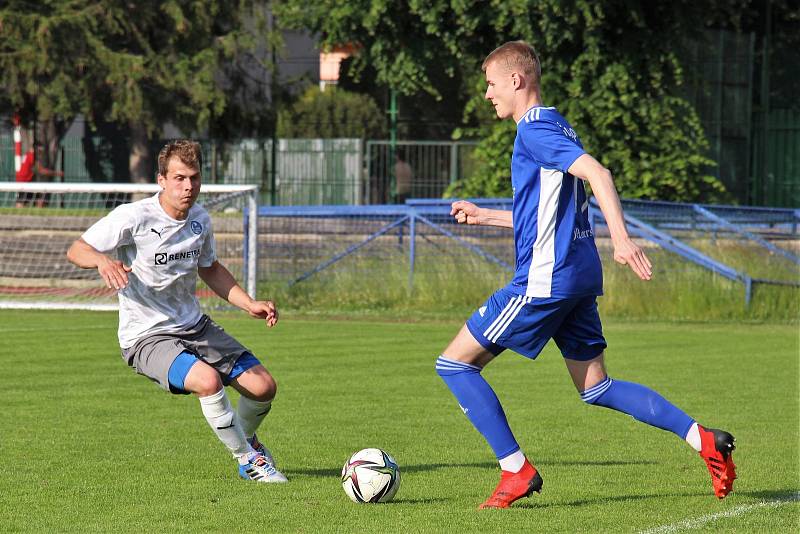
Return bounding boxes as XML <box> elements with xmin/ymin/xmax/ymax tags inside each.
<box><xmin>247</xmin><ymin>189</ymin><xmax>259</xmax><ymax>299</ymax></box>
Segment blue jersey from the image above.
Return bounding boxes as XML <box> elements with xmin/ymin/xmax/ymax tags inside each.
<box><xmin>508</xmin><ymin>106</ymin><xmax>602</xmax><ymax>298</ymax></box>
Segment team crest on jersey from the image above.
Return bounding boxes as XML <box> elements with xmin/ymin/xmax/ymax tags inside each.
<box><xmin>190</xmin><ymin>221</ymin><xmax>202</xmax><ymax>234</ymax></box>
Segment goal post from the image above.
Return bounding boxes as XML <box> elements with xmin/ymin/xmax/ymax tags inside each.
<box><xmin>0</xmin><ymin>182</ymin><xmax>259</xmax><ymax>311</ymax></box>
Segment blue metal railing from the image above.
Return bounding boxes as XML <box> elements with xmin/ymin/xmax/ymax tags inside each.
<box><xmin>257</xmin><ymin>198</ymin><xmax>799</xmax><ymax>306</ymax></box>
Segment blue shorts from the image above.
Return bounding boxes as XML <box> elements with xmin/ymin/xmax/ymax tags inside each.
<box><xmin>465</xmin><ymin>287</ymin><xmax>606</xmax><ymax>361</ymax></box>
<box><xmin>167</xmin><ymin>351</ymin><xmax>262</xmax><ymax>394</ymax></box>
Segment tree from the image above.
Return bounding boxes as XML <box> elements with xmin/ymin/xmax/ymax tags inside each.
<box><xmin>0</xmin><ymin>2</ymin><xmax>100</xmax><ymax>173</ymax></box>
<box><xmin>0</xmin><ymin>1</ymin><xmax>274</xmax><ymax>182</ymax></box>
<box><xmin>276</xmin><ymin>0</ymin><xmax>739</xmax><ymax>201</ymax></box>
<box><xmin>277</xmin><ymin>86</ymin><xmax>385</xmax><ymax>138</ymax></box>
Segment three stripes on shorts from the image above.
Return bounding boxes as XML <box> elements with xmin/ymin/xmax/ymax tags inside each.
<box><xmin>483</xmin><ymin>295</ymin><xmax>534</xmax><ymax>343</ymax></box>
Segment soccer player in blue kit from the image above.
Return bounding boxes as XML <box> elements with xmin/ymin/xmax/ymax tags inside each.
<box><xmin>437</xmin><ymin>41</ymin><xmax>736</xmax><ymax>509</ymax></box>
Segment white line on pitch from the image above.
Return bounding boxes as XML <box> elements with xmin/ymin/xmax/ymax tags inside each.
<box><xmin>0</xmin><ymin>324</ymin><xmax>112</xmax><ymax>334</ymax></box>
<box><xmin>639</xmin><ymin>493</ymin><xmax>800</xmax><ymax>534</ymax></box>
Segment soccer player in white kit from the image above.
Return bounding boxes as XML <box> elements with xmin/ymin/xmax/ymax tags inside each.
<box><xmin>67</xmin><ymin>140</ymin><xmax>287</xmax><ymax>483</ymax></box>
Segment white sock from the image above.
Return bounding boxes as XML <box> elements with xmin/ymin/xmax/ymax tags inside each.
<box><xmin>499</xmin><ymin>450</ymin><xmax>526</xmax><ymax>473</ymax></box>
<box><xmin>237</xmin><ymin>396</ymin><xmax>272</xmax><ymax>439</ymax></box>
<box><xmin>685</xmin><ymin>422</ymin><xmax>702</xmax><ymax>452</ymax></box>
<box><xmin>199</xmin><ymin>389</ymin><xmax>254</xmax><ymax>464</ymax></box>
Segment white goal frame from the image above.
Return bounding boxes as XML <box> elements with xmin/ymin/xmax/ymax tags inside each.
<box><xmin>0</xmin><ymin>182</ymin><xmax>259</xmax><ymax>311</ymax></box>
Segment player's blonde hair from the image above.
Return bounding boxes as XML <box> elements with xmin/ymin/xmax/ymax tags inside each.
<box><xmin>482</xmin><ymin>41</ymin><xmax>541</xmax><ymax>87</ymax></box>
<box><xmin>157</xmin><ymin>139</ymin><xmax>203</xmax><ymax>176</ymax></box>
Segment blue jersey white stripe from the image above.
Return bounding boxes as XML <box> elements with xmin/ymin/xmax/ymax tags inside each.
<box><xmin>526</xmin><ymin>168</ymin><xmax>562</xmax><ymax>296</ymax></box>
<box><xmin>508</xmin><ymin>106</ymin><xmax>603</xmax><ymax>298</ymax></box>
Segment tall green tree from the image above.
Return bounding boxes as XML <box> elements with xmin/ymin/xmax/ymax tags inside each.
<box><xmin>277</xmin><ymin>86</ymin><xmax>386</xmax><ymax>138</ymax></box>
<box><xmin>277</xmin><ymin>0</ymin><xmax>736</xmax><ymax>201</ymax></box>
<box><xmin>0</xmin><ymin>1</ymin><xmax>274</xmax><ymax>182</ymax></box>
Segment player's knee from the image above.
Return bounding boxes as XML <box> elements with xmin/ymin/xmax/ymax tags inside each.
<box><xmin>185</xmin><ymin>363</ymin><xmax>223</xmax><ymax>397</ymax></box>
<box><xmin>580</xmin><ymin>376</ymin><xmax>613</xmax><ymax>405</ymax></box>
<box><xmin>250</xmin><ymin>374</ymin><xmax>277</xmax><ymax>402</ymax></box>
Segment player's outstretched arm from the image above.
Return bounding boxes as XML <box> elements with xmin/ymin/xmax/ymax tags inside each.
<box><xmin>450</xmin><ymin>200</ymin><xmax>513</xmax><ymax>228</ymax></box>
<box><xmin>568</xmin><ymin>154</ymin><xmax>652</xmax><ymax>281</ymax></box>
<box><xmin>66</xmin><ymin>238</ymin><xmax>132</xmax><ymax>290</ymax></box>
<box><xmin>198</xmin><ymin>261</ymin><xmax>278</xmax><ymax>327</ymax></box>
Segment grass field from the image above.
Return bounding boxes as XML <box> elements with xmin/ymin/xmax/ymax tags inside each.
<box><xmin>1</xmin><ymin>310</ymin><xmax>798</xmax><ymax>532</ymax></box>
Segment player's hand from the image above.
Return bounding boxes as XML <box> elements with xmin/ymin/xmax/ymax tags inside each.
<box><xmin>613</xmin><ymin>238</ymin><xmax>652</xmax><ymax>281</ymax></box>
<box><xmin>247</xmin><ymin>300</ymin><xmax>279</xmax><ymax>327</ymax></box>
<box><xmin>450</xmin><ymin>200</ymin><xmax>481</xmax><ymax>225</ymax></box>
<box><xmin>97</xmin><ymin>257</ymin><xmax>132</xmax><ymax>290</ymax></box>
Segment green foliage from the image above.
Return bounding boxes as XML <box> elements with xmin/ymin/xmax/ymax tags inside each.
<box><xmin>446</xmin><ymin>119</ymin><xmax>516</xmax><ymax>198</ymax></box>
<box><xmin>277</xmin><ymin>86</ymin><xmax>386</xmax><ymax>138</ymax></box>
<box><xmin>278</xmin><ymin>0</ymin><xmax>732</xmax><ymax>202</ymax></box>
<box><xmin>0</xmin><ymin>1</ymin><xmax>270</xmax><ymax>136</ymax></box>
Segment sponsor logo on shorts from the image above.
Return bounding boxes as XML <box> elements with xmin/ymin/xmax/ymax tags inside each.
<box><xmin>190</xmin><ymin>221</ymin><xmax>202</xmax><ymax>234</ymax></box>
<box><xmin>154</xmin><ymin>248</ymin><xmax>201</xmax><ymax>265</ymax></box>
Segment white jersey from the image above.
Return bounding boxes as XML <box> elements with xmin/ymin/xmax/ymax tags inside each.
<box><xmin>82</xmin><ymin>193</ymin><xmax>217</xmax><ymax>348</ymax></box>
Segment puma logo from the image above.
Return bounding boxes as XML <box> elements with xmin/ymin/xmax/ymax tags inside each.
<box><xmin>150</xmin><ymin>228</ymin><xmax>163</xmax><ymax>239</ymax></box>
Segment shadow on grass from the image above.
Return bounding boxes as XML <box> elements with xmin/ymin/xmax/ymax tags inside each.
<box><xmin>546</xmin><ymin>459</ymin><xmax>658</xmax><ymax>467</ymax></box>
<box><xmin>289</xmin><ymin>458</ymin><xmax>656</xmax><ymax>478</ymax></box>
<box><xmin>734</xmin><ymin>489</ymin><xmax>800</xmax><ymax>501</ymax></box>
<box><xmin>515</xmin><ymin>488</ymin><xmax>800</xmax><ymax>509</ymax></box>
<box><xmin>512</xmin><ymin>490</ymin><xmax>711</xmax><ymax>509</ymax></box>
<box><xmin>384</xmin><ymin>497</ymin><xmax>449</xmax><ymax>505</ymax></box>
<box><xmin>288</xmin><ymin>462</ymin><xmax>497</xmax><ymax>478</ymax></box>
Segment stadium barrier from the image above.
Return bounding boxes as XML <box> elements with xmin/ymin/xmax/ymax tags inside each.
<box><xmin>258</xmin><ymin>198</ymin><xmax>800</xmax><ymax>308</ymax></box>
<box><xmin>0</xmin><ymin>182</ymin><xmax>796</xmax><ymax>313</ymax></box>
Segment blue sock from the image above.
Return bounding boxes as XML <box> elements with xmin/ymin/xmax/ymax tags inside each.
<box><xmin>582</xmin><ymin>377</ymin><xmax>694</xmax><ymax>439</ymax></box>
<box><xmin>436</xmin><ymin>356</ymin><xmax>520</xmax><ymax>459</ymax></box>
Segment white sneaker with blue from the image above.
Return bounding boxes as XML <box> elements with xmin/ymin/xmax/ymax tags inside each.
<box><xmin>239</xmin><ymin>452</ymin><xmax>288</xmax><ymax>483</ymax></box>
<box><xmin>248</xmin><ymin>434</ymin><xmax>275</xmax><ymax>467</ymax></box>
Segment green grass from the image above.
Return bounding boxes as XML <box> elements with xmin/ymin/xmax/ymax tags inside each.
<box><xmin>1</xmin><ymin>310</ymin><xmax>798</xmax><ymax>532</ymax></box>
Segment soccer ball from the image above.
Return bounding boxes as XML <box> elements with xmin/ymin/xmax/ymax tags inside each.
<box><xmin>341</xmin><ymin>448</ymin><xmax>401</xmax><ymax>503</ymax></box>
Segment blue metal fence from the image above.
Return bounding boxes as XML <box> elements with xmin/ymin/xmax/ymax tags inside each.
<box><xmin>257</xmin><ymin>198</ymin><xmax>799</xmax><ymax>308</ymax></box>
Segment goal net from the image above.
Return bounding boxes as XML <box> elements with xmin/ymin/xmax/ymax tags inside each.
<box><xmin>0</xmin><ymin>182</ymin><xmax>258</xmax><ymax>311</ymax></box>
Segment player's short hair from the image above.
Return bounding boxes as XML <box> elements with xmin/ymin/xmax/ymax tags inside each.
<box><xmin>482</xmin><ymin>41</ymin><xmax>541</xmax><ymax>86</ymax></box>
<box><xmin>158</xmin><ymin>139</ymin><xmax>202</xmax><ymax>176</ymax></box>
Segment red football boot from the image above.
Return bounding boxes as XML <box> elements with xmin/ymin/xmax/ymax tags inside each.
<box><xmin>698</xmin><ymin>425</ymin><xmax>737</xmax><ymax>499</ymax></box>
<box><xmin>479</xmin><ymin>459</ymin><xmax>543</xmax><ymax>509</ymax></box>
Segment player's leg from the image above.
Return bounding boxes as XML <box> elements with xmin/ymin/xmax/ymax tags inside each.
<box><xmin>564</xmin><ymin>352</ymin><xmax>699</xmax><ymax>439</ymax></box>
<box><xmin>229</xmin><ymin>356</ymin><xmax>277</xmax><ymax>461</ymax></box>
<box><xmin>557</xmin><ymin>297</ymin><xmax>736</xmax><ymax>498</ymax></box>
<box><xmin>182</xmin><ymin>315</ymin><xmax>289</xmax><ymax>483</ymax></box>
<box><xmin>439</xmin><ymin>324</ymin><xmax>520</xmax><ymax>462</ymax></box>
<box><xmin>438</xmin><ymin>325</ymin><xmax>541</xmax><ymax>509</ymax></box>
<box><xmin>125</xmin><ymin>340</ymin><xmax>254</xmax><ymax>462</ymax></box>
<box><xmin>123</xmin><ymin>329</ymin><xmax>282</xmax><ymax>483</ymax></box>
<box><xmin>179</xmin><ymin>354</ymin><xmax>253</xmax><ymax>460</ymax></box>
<box><xmin>178</xmin><ymin>353</ymin><xmax>286</xmax><ymax>483</ymax></box>
<box><xmin>438</xmin><ymin>289</ymin><xmax>552</xmax><ymax>509</ymax></box>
